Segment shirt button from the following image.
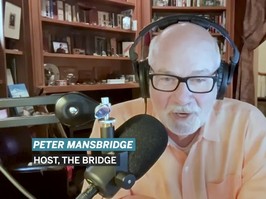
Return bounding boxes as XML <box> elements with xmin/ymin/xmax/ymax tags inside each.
<box><xmin>184</xmin><ymin>166</ymin><xmax>189</xmax><ymax>172</ymax></box>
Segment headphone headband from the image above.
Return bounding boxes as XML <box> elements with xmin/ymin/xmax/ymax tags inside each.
<box><xmin>129</xmin><ymin>14</ymin><xmax>240</xmax><ymax>84</ymax></box>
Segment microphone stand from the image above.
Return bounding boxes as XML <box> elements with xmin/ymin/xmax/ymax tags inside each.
<box><xmin>76</xmin><ymin>97</ymin><xmax>136</xmax><ymax>199</ymax></box>
<box><xmin>0</xmin><ymin>159</ymin><xmax>36</xmax><ymax>199</ymax></box>
<box><xmin>76</xmin><ymin>184</ymin><xmax>98</xmax><ymax>199</ymax></box>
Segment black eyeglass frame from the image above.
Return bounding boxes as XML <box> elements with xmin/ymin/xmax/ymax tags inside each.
<box><xmin>148</xmin><ymin>73</ymin><xmax>218</xmax><ymax>93</ymax></box>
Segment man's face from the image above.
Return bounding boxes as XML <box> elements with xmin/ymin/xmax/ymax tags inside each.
<box><xmin>149</xmin><ymin>30</ymin><xmax>219</xmax><ymax>136</ymax></box>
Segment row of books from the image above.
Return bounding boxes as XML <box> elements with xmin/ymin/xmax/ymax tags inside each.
<box><xmin>153</xmin><ymin>0</ymin><xmax>226</xmax><ymax>7</ymax></box>
<box><xmin>257</xmin><ymin>75</ymin><xmax>266</xmax><ymax>98</ymax></box>
<box><xmin>41</xmin><ymin>0</ymin><xmax>135</xmax><ymax>30</ymax></box>
<box><xmin>152</xmin><ymin>12</ymin><xmax>226</xmax><ymax>32</ymax></box>
<box><xmin>151</xmin><ymin>12</ymin><xmax>227</xmax><ymax>54</ymax></box>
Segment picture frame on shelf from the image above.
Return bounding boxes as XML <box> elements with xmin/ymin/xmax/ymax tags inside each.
<box><xmin>52</xmin><ymin>41</ymin><xmax>69</xmax><ymax>54</ymax></box>
<box><xmin>4</xmin><ymin>2</ymin><xmax>21</xmax><ymax>40</ymax></box>
<box><xmin>97</xmin><ymin>11</ymin><xmax>110</xmax><ymax>26</ymax></box>
<box><xmin>153</xmin><ymin>0</ymin><xmax>169</xmax><ymax>6</ymax></box>
<box><xmin>94</xmin><ymin>36</ymin><xmax>107</xmax><ymax>56</ymax></box>
<box><xmin>7</xmin><ymin>83</ymin><xmax>34</xmax><ymax>116</ymax></box>
<box><xmin>59</xmin><ymin>67</ymin><xmax>79</xmax><ymax>85</ymax></box>
<box><xmin>122</xmin><ymin>41</ymin><xmax>134</xmax><ymax>57</ymax></box>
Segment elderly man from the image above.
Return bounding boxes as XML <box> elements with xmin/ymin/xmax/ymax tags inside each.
<box><xmin>82</xmin><ymin>20</ymin><xmax>266</xmax><ymax>199</ymax></box>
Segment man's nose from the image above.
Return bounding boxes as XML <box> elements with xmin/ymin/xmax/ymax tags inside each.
<box><xmin>172</xmin><ymin>83</ymin><xmax>192</xmax><ymax>103</ymax></box>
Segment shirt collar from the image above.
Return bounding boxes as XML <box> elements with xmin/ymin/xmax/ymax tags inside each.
<box><xmin>199</xmin><ymin>122</ymin><xmax>221</xmax><ymax>142</ymax></box>
<box><xmin>199</xmin><ymin>102</ymin><xmax>221</xmax><ymax>142</ymax></box>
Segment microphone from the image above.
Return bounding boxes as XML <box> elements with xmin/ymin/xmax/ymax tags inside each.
<box><xmin>77</xmin><ymin>114</ymin><xmax>168</xmax><ymax>199</ymax></box>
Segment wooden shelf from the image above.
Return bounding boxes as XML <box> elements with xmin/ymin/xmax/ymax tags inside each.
<box><xmin>4</xmin><ymin>49</ymin><xmax>23</xmax><ymax>55</ymax></box>
<box><xmin>41</xmin><ymin>17</ymin><xmax>136</xmax><ymax>34</ymax></box>
<box><xmin>39</xmin><ymin>82</ymin><xmax>139</xmax><ymax>94</ymax></box>
<box><xmin>43</xmin><ymin>52</ymin><xmax>131</xmax><ymax>60</ymax></box>
<box><xmin>152</xmin><ymin>6</ymin><xmax>226</xmax><ymax>13</ymax></box>
<box><xmin>88</xmin><ymin>0</ymin><xmax>135</xmax><ymax>7</ymax></box>
<box><xmin>258</xmin><ymin>97</ymin><xmax>266</xmax><ymax>102</ymax></box>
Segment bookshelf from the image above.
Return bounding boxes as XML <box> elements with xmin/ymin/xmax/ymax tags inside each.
<box><xmin>140</xmin><ymin>0</ymin><xmax>236</xmax><ymax>98</ymax></box>
<box><xmin>27</xmin><ymin>0</ymin><xmax>141</xmax><ymax>102</ymax></box>
<box><xmin>0</xmin><ymin>0</ymin><xmax>33</xmax><ymax>98</ymax></box>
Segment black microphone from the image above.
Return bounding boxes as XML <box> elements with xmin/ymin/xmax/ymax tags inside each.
<box><xmin>77</xmin><ymin>114</ymin><xmax>168</xmax><ymax>199</ymax></box>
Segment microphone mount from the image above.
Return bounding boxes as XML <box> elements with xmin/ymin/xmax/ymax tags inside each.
<box><xmin>81</xmin><ymin>97</ymin><xmax>136</xmax><ymax>198</ymax></box>
<box><xmin>94</xmin><ymin>97</ymin><xmax>116</xmax><ymax>139</ymax></box>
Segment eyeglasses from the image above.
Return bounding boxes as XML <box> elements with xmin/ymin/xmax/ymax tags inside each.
<box><xmin>149</xmin><ymin>73</ymin><xmax>218</xmax><ymax>93</ymax></box>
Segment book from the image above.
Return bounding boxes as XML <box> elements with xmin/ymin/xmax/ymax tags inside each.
<box><xmin>88</xmin><ymin>7</ymin><xmax>98</xmax><ymax>24</ymax></box>
<box><xmin>43</xmin><ymin>29</ymin><xmax>52</xmax><ymax>52</ymax></box>
<box><xmin>10</xmin><ymin>58</ymin><xmax>17</xmax><ymax>84</ymax></box>
<box><xmin>107</xmin><ymin>79</ymin><xmax>125</xmax><ymax>84</ymax></box>
<box><xmin>57</xmin><ymin>0</ymin><xmax>64</xmax><ymax>20</ymax></box>
<box><xmin>51</xmin><ymin>0</ymin><xmax>58</xmax><ymax>19</ymax></box>
<box><xmin>116</xmin><ymin>14</ymin><xmax>123</xmax><ymax>28</ymax></box>
<box><xmin>41</xmin><ymin>0</ymin><xmax>47</xmax><ymax>16</ymax></box>
<box><xmin>64</xmin><ymin>2</ymin><xmax>72</xmax><ymax>22</ymax></box>
<box><xmin>110</xmin><ymin>37</ymin><xmax>117</xmax><ymax>56</ymax></box>
<box><xmin>7</xmin><ymin>83</ymin><xmax>34</xmax><ymax>116</ymax></box>
<box><xmin>6</xmin><ymin>68</ymin><xmax>14</xmax><ymax>85</ymax></box>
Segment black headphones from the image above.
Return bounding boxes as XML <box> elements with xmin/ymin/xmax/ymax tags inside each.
<box><xmin>129</xmin><ymin>14</ymin><xmax>240</xmax><ymax>100</ymax></box>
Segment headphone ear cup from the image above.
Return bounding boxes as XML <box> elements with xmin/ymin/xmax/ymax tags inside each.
<box><xmin>134</xmin><ymin>59</ymin><xmax>150</xmax><ymax>98</ymax></box>
<box><xmin>216</xmin><ymin>61</ymin><xmax>229</xmax><ymax>100</ymax></box>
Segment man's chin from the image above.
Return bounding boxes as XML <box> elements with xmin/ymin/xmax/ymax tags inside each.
<box><xmin>168</xmin><ymin>119</ymin><xmax>202</xmax><ymax>136</ymax></box>
<box><xmin>172</xmin><ymin>127</ymin><xmax>199</xmax><ymax>136</ymax></box>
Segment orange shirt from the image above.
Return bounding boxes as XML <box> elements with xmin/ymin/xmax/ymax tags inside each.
<box><xmin>82</xmin><ymin>98</ymin><xmax>266</xmax><ymax>199</ymax></box>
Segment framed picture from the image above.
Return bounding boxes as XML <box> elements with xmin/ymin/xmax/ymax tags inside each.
<box><xmin>4</xmin><ymin>2</ymin><xmax>21</xmax><ymax>40</ymax></box>
<box><xmin>154</xmin><ymin>0</ymin><xmax>169</xmax><ymax>6</ymax></box>
<box><xmin>52</xmin><ymin>41</ymin><xmax>69</xmax><ymax>54</ymax></box>
<box><xmin>97</xmin><ymin>11</ymin><xmax>110</xmax><ymax>26</ymax></box>
<box><xmin>94</xmin><ymin>36</ymin><xmax>107</xmax><ymax>56</ymax></box>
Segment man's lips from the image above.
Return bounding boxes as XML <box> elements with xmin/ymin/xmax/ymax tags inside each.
<box><xmin>173</xmin><ymin>112</ymin><xmax>191</xmax><ymax>118</ymax></box>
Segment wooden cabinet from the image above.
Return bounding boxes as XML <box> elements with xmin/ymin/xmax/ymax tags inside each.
<box><xmin>0</xmin><ymin>0</ymin><xmax>33</xmax><ymax>98</ymax></box>
<box><xmin>27</xmin><ymin>0</ymin><xmax>141</xmax><ymax>103</ymax></box>
<box><xmin>140</xmin><ymin>0</ymin><xmax>236</xmax><ymax>98</ymax></box>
